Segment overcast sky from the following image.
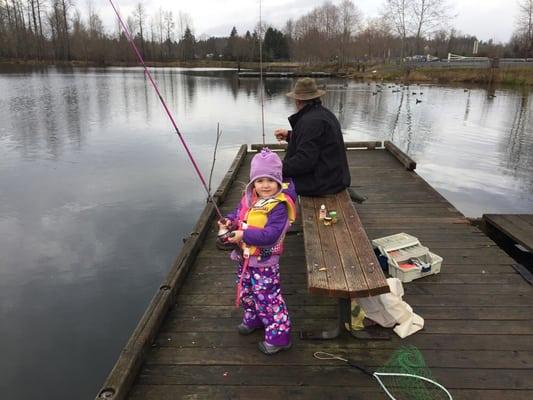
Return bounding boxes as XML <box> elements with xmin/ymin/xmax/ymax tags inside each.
<box><xmin>94</xmin><ymin>0</ymin><xmax>520</xmax><ymax>43</ymax></box>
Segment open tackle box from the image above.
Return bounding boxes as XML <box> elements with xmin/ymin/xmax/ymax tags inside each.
<box><xmin>371</xmin><ymin>232</ymin><xmax>442</xmax><ymax>282</ymax></box>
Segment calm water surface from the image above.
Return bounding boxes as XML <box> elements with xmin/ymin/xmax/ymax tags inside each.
<box><xmin>1</xmin><ymin>66</ymin><xmax>532</xmax><ymax>399</ymax></box>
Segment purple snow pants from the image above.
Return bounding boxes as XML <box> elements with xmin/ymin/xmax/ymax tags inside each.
<box><xmin>237</xmin><ymin>262</ymin><xmax>291</xmax><ymax>346</ymax></box>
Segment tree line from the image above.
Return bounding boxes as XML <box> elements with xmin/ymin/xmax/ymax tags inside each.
<box><xmin>1</xmin><ymin>0</ymin><xmax>532</xmax><ymax>65</ymax></box>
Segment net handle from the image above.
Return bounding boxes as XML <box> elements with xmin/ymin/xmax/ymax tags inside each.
<box><xmin>373</xmin><ymin>372</ymin><xmax>454</xmax><ymax>400</ymax></box>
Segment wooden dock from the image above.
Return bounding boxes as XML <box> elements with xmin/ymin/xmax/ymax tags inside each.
<box><xmin>482</xmin><ymin>213</ymin><xmax>533</xmax><ymax>284</ymax></box>
<box><xmin>96</xmin><ymin>142</ymin><xmax>533</xmax><ymax>400</ymax></box>
<box><xmin>483</xmin><ymin>214</ymin><xmax>533</xmax><ymax>254</ymax></box>
<box><xmin>238</xmin><ymin>71</ymin><xmax>332</xmax><ymax>78</ymax></box>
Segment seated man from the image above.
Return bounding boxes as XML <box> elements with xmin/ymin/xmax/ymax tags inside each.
<box><xmin>274</xmin><ymin>77</ymin><xmax>351</xmax><ymax>196</ymax></box>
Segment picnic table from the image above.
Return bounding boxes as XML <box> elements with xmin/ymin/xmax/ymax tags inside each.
<box><xmin>299</xmin><ymin>189</ymin><xmax>390</xmax><ymax>339</ymax></box>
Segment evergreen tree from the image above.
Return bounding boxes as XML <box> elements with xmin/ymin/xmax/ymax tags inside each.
<box><xmin>263</xmin><ymin>27</ymin><xmax>289</xmax><ymax>60</ymax></box>
<box><xmin>181</xmin><ymin>26</ymin><xmax>195</xmax><ymax>60</ymax></box>
<box><xmin>225</xmin><ymin>26</ymin><xmax>238</xmax><ymax>59</ymax></box>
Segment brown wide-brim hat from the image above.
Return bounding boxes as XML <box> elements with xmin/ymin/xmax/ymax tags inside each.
<box><xmin>286</xmin><ymin>77</ymin><xmax>326</xmax><ymax>100</ymax></box>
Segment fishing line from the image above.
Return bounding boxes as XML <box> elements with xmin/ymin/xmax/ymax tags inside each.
<box><xmin>108</xmin><ymin>0</ymin><xmax>224</xmax><ymax>219</ymax></box>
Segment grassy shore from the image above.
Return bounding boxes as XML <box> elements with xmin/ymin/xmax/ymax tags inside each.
<box><xmin>346</xmin><ymin>65</ymin><xmax>533</xmax><ymax>86</ymax></box>
<box><xmin>2</xmin><ymin>58</ymin><xmax>533</xmax><ymax>85</ymax></box>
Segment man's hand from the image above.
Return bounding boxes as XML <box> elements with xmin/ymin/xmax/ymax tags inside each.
<box><xmin>274</xmin><ymin>128</ymin><xmax>289</xmax><ymax>142</ymax></box>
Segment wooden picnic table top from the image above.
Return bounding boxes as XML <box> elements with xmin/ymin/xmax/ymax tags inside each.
<box><xmin>300</xmin><ymin>192</ymin><xmax>389</xmax><ymax>298</ymax></box>
<box><xmin>97</xmin><ymin>143</ymin><xmax>533</xmax><ymax>400</ymax></box>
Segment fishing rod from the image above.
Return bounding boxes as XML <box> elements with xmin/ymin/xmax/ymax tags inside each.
<box><xmin>259</xmin><ymin>0</ymin><xmax>266</xmax><ymax>145</ymax></box>
<box><xmin>108</xmin><ymin>0</ymin><xmax>224</xmax><ymax>219</ymax></box>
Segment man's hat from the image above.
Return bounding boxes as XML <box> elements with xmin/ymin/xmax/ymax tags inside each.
<box><xmin>286</xmin><ymin>77</ymin><xmax>326</xmax><ymax>100</ymax></box>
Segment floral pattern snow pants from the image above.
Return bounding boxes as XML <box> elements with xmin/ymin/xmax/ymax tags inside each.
<box><xmin>237</xmin><ymin>262</ymin><xmax>291</xmax><ymax>346</ymax></box>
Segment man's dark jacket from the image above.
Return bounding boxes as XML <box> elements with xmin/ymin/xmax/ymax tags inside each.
<box><xmin>283</xmin><ymin>101</ymin><xmax>351</xmax><ymax>196</ymax></box>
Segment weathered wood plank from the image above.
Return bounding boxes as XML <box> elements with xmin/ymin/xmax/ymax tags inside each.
<box><xmin>154</xmin><ymin>331</ymin><xmax>533</xmax><ymax>351</ymax></box>
<box><xmin>174</xmin><ymin>293</ymin><xmax>533</xmax><ymax>307</ymax></box>
<box><xmin>384</xmin><ymin>140</ymin><xmax>417</xmax><ymax>170</ymax></box>
<box><xmin>323</xmin><ymin>195</ymin><xmax>370</xmax><ymax>296</ymax></box>
<box><xmin>300</xmin><ymin>196</ymin><xmax>331</xmax><ymax>295</ymax></box>
<box><xmin>336</xmin><ymin>190</ymin><xmax>389</xmax><ymax>296</ymax></box>
<box><xmin>161</xmin><ymin>316</ymin><xmax>533</xmax><ymax>335</ymax></box>
<box><xmin>129</xmin><ymin>386</ymin><xmax>533</xmax><ymax>400</ymax></box>
<box><xmin>127</xmin><ymin>385</ymin><xmax>392</xmax><ymax>400</ymax></box>
<box><xmin>484</xmin><ymin>214</ymin><xmax>533</xmax><ymax>252</ymax></box>
<box><xmin>250</xmin><ymin>141</ymin><xmax>384</xmax><ymax>151</ymax></box>
<box><xmin>137</xmin><ymin>365</ymin><xmax>533</xmax><ymax>391</ymax></box>
<box><xmin>310</xmin><ymin>196</ymin><xmax>351</xmax><ymax>296</ymax></box>
<box><xmin>144</xmin><ymin>347</ymin><xmax>533</xmax><ymax>369</ymax></box>
<box><xmin>168</xmin><ymin>305</ymin><xmax>533</xmax><ymax>321</ymax></box>
<box><xmin>185</xmin><ymin>271</ymin><xmax>525</xmax><ymax>286</ymax></box>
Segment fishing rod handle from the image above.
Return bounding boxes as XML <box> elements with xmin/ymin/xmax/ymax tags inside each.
<box><xmin>346</xmin><ymin>358</ymin><xmax>374</xmax><ymax>376</ymax></box>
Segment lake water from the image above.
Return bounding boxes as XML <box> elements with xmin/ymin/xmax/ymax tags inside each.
<box><xmin>1</xmin><ymin>66</ymin><xmax>532</xmax><ymax>400</ymax></box>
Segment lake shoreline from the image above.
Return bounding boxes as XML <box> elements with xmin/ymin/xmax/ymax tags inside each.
<box><xmin>1</xmin><ymin>58</ymin><xmax>533</xmax><ymax>85</ymax></box>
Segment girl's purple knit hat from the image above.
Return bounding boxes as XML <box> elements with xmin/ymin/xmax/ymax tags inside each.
<box><xmin>245</xmin><ymin>148</ymin><xmax>283</xmax><ymax>204</ymax></box>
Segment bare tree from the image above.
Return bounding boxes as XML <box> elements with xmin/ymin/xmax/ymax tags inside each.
<box><xmin>338</xmin><ymin>0</ymin><xmax>362</xmax><ymax>66</ymax></box>
<box><xmin>320</xmin><ymin>1</ymin><xmax>339</xmax><ymax>39</ymax></box>
<box><xmin>154</xmin><ymin>7</ymin><xmax>164</xmax><ymax>59</ymax></box>
<box><xmin>163</xmin><ymin>10</ymin><xmax>174</xmax><ymax>58</ymax></box>
<box><xmin>283</xmin><ymin>18</ymin><xmax>294</xmax><ymax>39</ymax></box>
<box><xmin>133</xmin><ymin>2</ymin><xmax>146</xmax><ymax>55</ymax></box>
<box><xmin>177</xmin><ymin>10</ymin><xmax>191</xmax><ymax>40</ymax></box>
<box><xmin>515</xmin><ymin>0</ymin><xmax>533</xmax><ymax>57</ymax></box>
<box><xmin>61</xmin><ymin>0</ymin><xmax>71</xmax><ymax>59</ymax></box>
<box><xmin>382</xmin><ymin>0</ymin><xmax>411</xmax><ymax>59</ymax></box>
<box><xmin>29</xmin><ymin>0</ymin><xmax>41</xmax><ymax>57</ymax></box>
<box><xmin>87</xmin><ymin>1</ymin><xmax>102</xmax><ymax>38</ymax></box>
<box><xmin>411</xmin><ymin>0</ymin><xmax>452</xmax><ymax>54</ymax></box>
<box><xmin>176</xmin><ymin>10</ymin><xmax>191</xmax><ymax>59</ymax></box>
<box><xmin>358</xmin><ymin>17</ymin><xmax>394</xmax><ymax>62</ymax></box>
<box><xmin>70</xmin><ymin>8</ymin><xmax>86</xmax><ymax>61</ymax></box>
<box><xmin>48</xmin><ymin>0</ymin><xmax>73</xmax><ymax>60</ymax></box>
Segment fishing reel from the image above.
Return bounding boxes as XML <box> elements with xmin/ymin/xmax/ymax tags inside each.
<box><xmin>217</xmin><ymin>228</ymin><xmax>235</xmax><ymax>243</ymax></box>
<box><xmin>217</xmin><ymin>218</ymin><xmax>237</xmax><ymax>244</ymax></box>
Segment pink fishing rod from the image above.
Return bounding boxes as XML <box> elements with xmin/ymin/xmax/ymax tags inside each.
<box><xmin>108</xmin><ymin>0</ymin><xmax>224</xmax><ymax>219</ymax></box>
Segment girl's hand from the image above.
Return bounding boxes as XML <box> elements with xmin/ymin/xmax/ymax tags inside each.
<box><xmin>217</xmin><ymin>218</ymin><xmax>231</xmax><ymax>229</ymax></box>
<box><xmin>227</xmin><ymin>230</ymin><xmax>243</xmax><ymax>243</ymax></box>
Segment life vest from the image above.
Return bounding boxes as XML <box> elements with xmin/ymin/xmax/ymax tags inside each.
<box><xmin>237</xmin><ymin>191</ymin><xmax>296</xmax><ymax>259</ymax></box>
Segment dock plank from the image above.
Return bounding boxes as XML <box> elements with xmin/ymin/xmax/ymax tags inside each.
<box><xmin>484</xmin><ymin>214</ymin><xmax>533</xmax><ymax>252</ymax></box>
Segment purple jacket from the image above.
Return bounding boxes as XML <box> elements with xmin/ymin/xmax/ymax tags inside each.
<box><xmin>227</xmin><ymin>179</ymin><xmax>297</xmax><ymax>266</ymax></box>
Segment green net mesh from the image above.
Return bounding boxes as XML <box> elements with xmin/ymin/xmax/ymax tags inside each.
<box><xmin>377</xmin><ymin>346</ymin><xmax>449</xmax><ymax>400</ymax></box>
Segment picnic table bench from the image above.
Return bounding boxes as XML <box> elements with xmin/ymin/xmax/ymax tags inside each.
<box><xmin>300</xmin><ymin>189</ymin><xmax>390</xmax><ymax>339</ymax></box>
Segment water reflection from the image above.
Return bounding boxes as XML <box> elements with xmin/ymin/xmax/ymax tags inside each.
<box><xmin>0</xmin><ymin>66</ymin><xmax>533</xmax><ymax>400</ymax></box>
<box><xmin>504</xmin><ymin>92</ymin><xmax>533</xmax><ymax>189</ymax></box>
<box><xmin>1</xmin><ymin>67</ymin><xmax>532</xmax><ymax>209</ymax></box>
<box><xmin>464</xmin><ymin>90</ymin><xmax>471</xmax><ymax>121</ymax></box>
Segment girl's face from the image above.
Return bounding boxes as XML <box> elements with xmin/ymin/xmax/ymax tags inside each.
<box><xmin>253</xmin><ymin>178</ymin><xmax>279</xmax><ymax>198</ymax></box>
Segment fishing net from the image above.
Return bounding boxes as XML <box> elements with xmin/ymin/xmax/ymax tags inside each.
<box><xmin>375</xmin><ymin>346</ymin><xmax>451</xmax><ymax>400</ymax></box>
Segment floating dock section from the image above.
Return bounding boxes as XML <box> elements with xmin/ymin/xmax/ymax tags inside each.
<box><xmin>238</xmin><ymin>71</ymin><xmax>332</xmax><ymax>78</ymax></box>
<box><xmin>96</xmin><ymin>142</ymin><xmax>533</xmax><ymax>400</ymax></box>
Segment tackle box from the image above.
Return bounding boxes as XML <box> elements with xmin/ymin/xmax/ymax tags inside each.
<box><xmin>371</xmin><ymin>232</ymin><xmax>442</xmax><ymax>282</ymax></box>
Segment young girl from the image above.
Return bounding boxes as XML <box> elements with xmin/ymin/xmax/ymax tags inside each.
<box><xmin>218</xmin><ymin>148</ymin><xmax>296</xmax><ymax>355</ymax></box>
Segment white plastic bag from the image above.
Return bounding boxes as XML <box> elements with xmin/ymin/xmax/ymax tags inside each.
<box><xmin>356</xmin><ymin>278</ymin><xmax>424</xmax><ymax>338</ymax></box>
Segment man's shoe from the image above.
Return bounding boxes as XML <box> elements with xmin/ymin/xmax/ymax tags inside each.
<box><xmin>237</xmin><ymin>323</ymin><xmax>258</xmax><ymax>335</ymax></box>
<box><xmin>347</xmin><ymin>187</ymin><xmax>367</xmax><ymax>203</ymax></box>
<box><xmin>258</xmin><ymin>340</ymin><xmax>292</xmax><ymax>355</ymax></box>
